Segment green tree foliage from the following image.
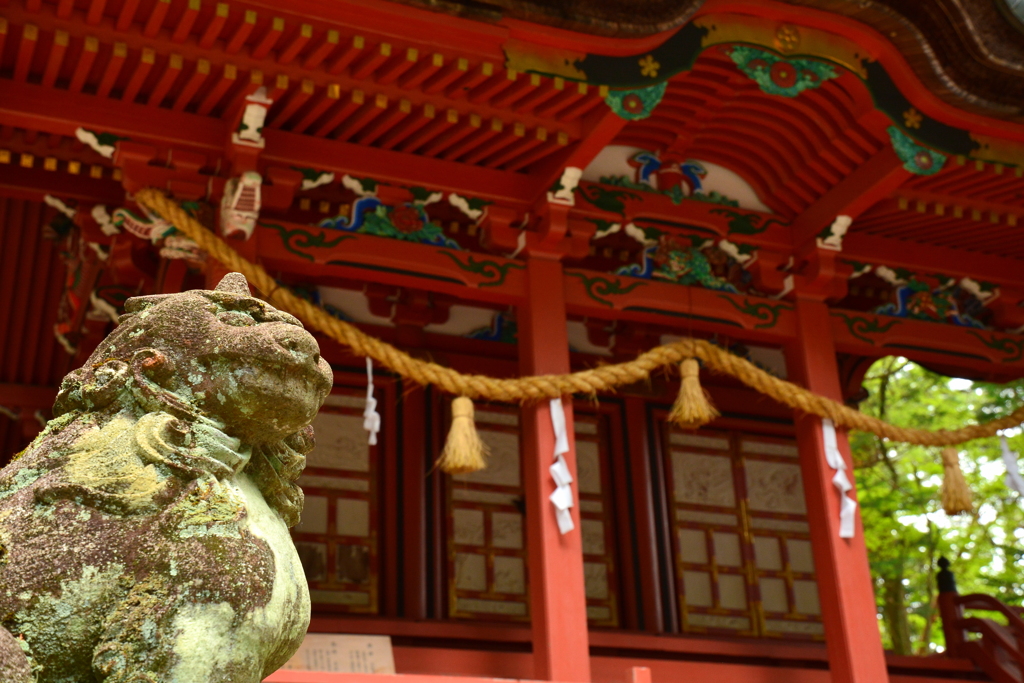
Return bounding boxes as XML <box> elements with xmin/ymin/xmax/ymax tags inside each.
<box><xmin>853</xmin><ymin>358</ymin><xmax>1024</xmax><ymax>655</ymax></box>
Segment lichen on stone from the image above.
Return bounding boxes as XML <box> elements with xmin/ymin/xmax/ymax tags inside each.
<box><xmin>0</xmin><ymin>273</ymin><xmax>332</xmax><ymax>682</ymax></box>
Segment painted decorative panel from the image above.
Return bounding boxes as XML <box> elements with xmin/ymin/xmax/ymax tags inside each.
<box><xmin>671</xmin><ymin>452</ymin><xmax>736</xmax><ymax>507</ymax></box>
<box><xmin>663</xmin><ymin>426</ymin><xmax>823</xmax><ymax>639</ymax></box>
<box><xmin>454</xmin><ymin>429</ymin><xmax>521</xmax><ymax>487</ymax></box>
<box><xmin>745</xmin><ymin>460</ymin><xmax>806</xmax><ymax>514</ymax></box>
<box><xmin>308</xmin><ymin>410</ymin><xmax>370</xmax><ymax>472</ymax></box>
<box><xmin>293</xmin><ymin>386</ymin><xmax>379</xmax><ymax>614</ymax></box>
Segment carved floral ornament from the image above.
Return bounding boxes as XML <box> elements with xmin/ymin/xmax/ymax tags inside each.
<box><xmin>506</xmin><ymin>12</ymin><xmax>1008</xmax><ymax>168</ymax></box>
<box><xmin>841</xmin><ymin>263</ymin><xmax>1005</xmax><ymax>331</ymax></box>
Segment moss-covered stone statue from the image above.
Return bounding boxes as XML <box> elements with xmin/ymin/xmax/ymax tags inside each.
<box><xmin>0</xmin><ymin>273</ymin><xmax>333</xmax><ymax>682</ymax></box>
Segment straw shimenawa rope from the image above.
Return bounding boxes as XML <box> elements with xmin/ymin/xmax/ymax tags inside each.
<box><xmin>135</xmin><ymin>188</ymin><xmax>1024</xmax><ymax>448</ymax></box>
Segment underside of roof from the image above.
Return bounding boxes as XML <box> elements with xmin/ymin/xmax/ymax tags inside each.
<box><xmin>399</xmin><ymin>0</ymin><xmax>1024</xmax><ymax>121</ymax></box>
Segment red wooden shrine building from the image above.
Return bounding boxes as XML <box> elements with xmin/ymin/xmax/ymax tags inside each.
<box><xmin>2</xmin><ymin>0</ymin><xmax>1024</xmax><ymax>681</ymax></box>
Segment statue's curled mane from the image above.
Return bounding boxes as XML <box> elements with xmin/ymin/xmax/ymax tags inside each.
<box><xmin>42</xmin><ymin>278</ymin><xmax>320</xmax><ymax>525</ymax></box>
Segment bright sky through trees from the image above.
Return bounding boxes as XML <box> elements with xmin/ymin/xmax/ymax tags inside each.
<box><xmin>854</xmin><ymin>358</ymin><xmax>1024</xmax><ymax>654</ymax></box>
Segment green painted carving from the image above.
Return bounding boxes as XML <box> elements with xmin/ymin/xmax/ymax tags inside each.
<box><xmin>605</xmin><ymin>82</ymin><xmax>668</xmax><ymax>120</ymax></box>
<box><xmin>668</xmin><ymin>187</ymin><xmax>740</xmax><ymax>207</ymax></box>
<box><xmin>0</xmin><ymin>273</ymin><xmax>331</xmax><ymax>680</ymax></box>
<box><xmin>75</xmin><ymin>127</ymin><xmax>129</xmax><ymax>159</ymax></box>
<box><xmin>833</xmin><ymin>311</ymin><xmax>903</xmax><ymax>345</ymax></box>
<box><xmin>967</xmin><ymin>331</ymin><xmax>1024</xmax><ymax>363</ymax></box>
<box><xmin>438</xmin><ymin>251</ymin><xmax>525</xmax><ymax>288</ymax></box>
<box><xmin>718</xmin><ymin>295</ymin><xmax>791</xmax><ymax>329</ymax></box>
<box><xmin>728</xmin><ymin>46</ymin><xmax>838</xmax><ymax>97</ymax></box>
<box><xmin>407</xmin><ymin>186</ymin><xmax>444</xmax><ymax>205</ymax></box>
<box><xmin>708</xmin><ymin>208</ymin><xmax>788</xmax><ymax>235</ymax></box>
<box><xmin>598</xmin><ymin>175</ymin><xmax>740</xmax><ymax>207</ymax></box>
<box><xmin>294</xmin><ymin>167</ymin><xmax>335</xmax><ymax>190</ymax></box>
<box><xmin>261</xmin><ymin>222</ymin><xmax>354</xmax><ymax>261</ymax></box>
<box><xmin>887</xmin><ymin>126</ymin><xmax>946</xmax><ymax>175</ymax></box>
<box><xmin>566</xmin><ymin>271</ymin><xmax>647</xmax><ymax>307</ymax></box>
<box><xmin>576</xmin><ymin>184</ymin><xmax>643</xmax><ymax>216</ymax></box>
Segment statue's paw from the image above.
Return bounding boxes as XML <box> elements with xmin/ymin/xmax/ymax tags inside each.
<box><xmin>0</xmin><ymin>627</ymin><xmax>35</xmax><ymax>683</ymax></box>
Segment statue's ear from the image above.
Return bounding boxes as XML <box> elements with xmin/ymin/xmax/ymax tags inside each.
<box><xmin>214</xmin><ymin>272</ymin><xmax>251</xmax><ymax>296</ymax></box>
<box><xmin>129</xmin><ymin>348</ymin><xmax>194</xmax><ymax>419</ymax></box>
<box><xmin>123</xmin><ymin>293</ymin><xmax>173</xmax><ymax>316</ymax></box>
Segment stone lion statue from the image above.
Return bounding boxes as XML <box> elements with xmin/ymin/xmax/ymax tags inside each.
<box><xmin>0</xmin><ymin>273</ymin><xmax>333</xmax><ymax>682</ymax></box>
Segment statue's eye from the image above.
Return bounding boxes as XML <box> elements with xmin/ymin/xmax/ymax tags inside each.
<box><xmin>218</xmin><ymin>310</ymin><xmax>256</xmax><ymax>327</ymax></box>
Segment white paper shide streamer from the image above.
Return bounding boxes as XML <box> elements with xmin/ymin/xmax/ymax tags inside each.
<box><xmin>548</xmin><ymin>398</ymin><xmax>575</xmax><ymax>534</ymax></box>
<box><xmin>821</xmin><ymin>418</ymin><xmax>857</xmax><ymax>538</ymax></box>
<box><xmin>999</xmin><ymin>435</ymin><xmax>1024</xmax><ymax>496</ymax></box>
<box><xmin>363</xmin><ymin>357</ymin><xmax>381</xmax><ymax>446</ymax></box>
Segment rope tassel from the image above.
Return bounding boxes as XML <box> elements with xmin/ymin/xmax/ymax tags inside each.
<box><xmin>436</xmin><ymin>397</ymin><xmax>489</xmax><ymax>474</ymax></box>
<box><xmin>941</xmin><ymin>447</ymin><xmax>973</xmax><ymax>515</ymax></box>
<box><xmin>669</xmin><ymin>358</ymin><xmax>720</xmax><ymax>429</ymax></box>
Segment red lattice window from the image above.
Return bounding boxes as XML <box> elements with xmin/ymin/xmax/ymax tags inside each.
<box><xmin>575</xmin><ymin>412</ymin><xmax>620</xmax><ymax>628</ymax></box>
<box><xmin>292</xmin><ymin>387</ymin><xmax>379</xmax><ymax>614</ymax></box>
<box><xmin>445</xmin><ymin>405</ymin><xmax>622</xmax><ymax>626</ymax></box>
<box><xmin>447</xmin><ymin>405</ymin><xmax>529</xmax><ymax>620</ymax></box>
<box><xmin>662</xmin><ymin>424</ymin><xmax>822</xmax><ymax>639</ymax></box>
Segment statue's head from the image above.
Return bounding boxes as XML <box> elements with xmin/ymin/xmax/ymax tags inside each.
<box><xmin>55</xmin><ymin>273</ymin><xmax>333</xmax><ymax>445</ymax></box>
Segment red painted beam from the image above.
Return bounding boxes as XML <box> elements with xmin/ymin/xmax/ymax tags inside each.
<box><xmin>224</xmin><ymin>10</ymin><xmax>258</xmax><ymax>54</ymax></box>
<box><xmin>528</xmin><ymin>105</ymin><xmax>629</xmax><ymax>202</ymax></box>
<box><xmin>0</xmin><ymin>383</ymin><xmax>58</xmax><ymax>410</ymax></box>
<box><xmin>563</xmin><ymin>267</ymin><xmax>798</xmax><ymax>342</ymax></box>
<box><xmin>121</xmin><ymin>47</ymin><xmax>156</xmax><ymax>103</ymax></box>
<box><xmin>787</xmin><ymin>298</ymin><xmax>890</xmax><ymax>683</ymax></box>
<box><xmin>570</xmin><ymin>180</ymin><xmax>793</xmax><ymax>251</ymax></box>
<box><xmin>519</xmin><ymin>253</ymin><xmax>591</xmax><ymax>682</ymax></box>
<box><xmin>261</xmin><ymin>129</ymin><xmax>534</xmax><ymax>205</ymax></box>
<box><xmin>147</xmin><ymin>53</ymin><xmax>184</xmax><ymax>106</ymax></box>
<box><xmin>0</xmin><ymin>163</ymin><xmax>125</xmax><ymax>204</ymax></box>
<box><xmin>830</xmin><ymin>308</ymin><xmax>1024</xmax><ymax>380</ymax></box>
<box><xmin>0</xmin><ymin>80</ymin><xmax>222</xmax><ymax>152</ymax></box>
<box><xmin>791</xmin><ymin>147</ymin><xmax>911</xmax><ymax>248</ymax></box>
<box><xmin>170</xmin><ymin>0</ymin><xmax>201</xmax><ymax>43</ymax></box>
<box><xmin>197</xmin><ymin>1</ymin><xmax>229</xmax><ymax>48</ymax></box>
<box><xmin>0</xmin><ymin>80</ymin><xmax>533</xmax><ymax>205</ymax></box>
<box><xmin>255</xmin><ymin>223</ymin><xmax>526</xmax><ymax>306</ymax></box>
<box><xmin>842</xmin><ymin>233</ymin><xmax>1024</xmax><ymax>288</ymax></box>
<box><xmin>302</xmin><ymin>28</ymin><xmax>339</xmax><ymax>70</ymax></box>
<box><xmin>893</xmin><ymin>188</ymin><xmax>1024</xmax><ymax>224</ymax></box>
<box><xmin>14</xmin><ymin>23</ymin><xmax>39</xmax><ymax>82</ymax></box>
<box><xmin>40</xmin><ymin>29</ymin><xmax>68</xmax><ymax>87</ymax></box>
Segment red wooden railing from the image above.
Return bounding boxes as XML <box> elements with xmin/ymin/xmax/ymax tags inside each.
<box><xmin>938</xmin><ymin>557</ymin><xmax>1024</xmax><ymax>682</ymax></box>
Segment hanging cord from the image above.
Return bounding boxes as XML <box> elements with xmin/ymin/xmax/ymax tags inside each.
<box><xmin>135</xmin><ymin>188</ymin><xmax>1024</xmax><ymax>447</ymax></box>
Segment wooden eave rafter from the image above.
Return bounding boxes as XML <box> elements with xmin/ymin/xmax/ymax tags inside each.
<box><xmin>0</xmin><ymin>0</ymin><xmax>613</xmax><ymax>181</ymax></box>
<box><xmin>1</xmin><ymin>0</ymin><xmax>1024</xmax><ymax>313</ymax></box>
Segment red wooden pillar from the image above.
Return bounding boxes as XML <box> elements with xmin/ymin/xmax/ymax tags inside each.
<box><xmin>787</xmin><ymin>297</ymin><xmax>889</xmax><ymax>683</ymax></box>
<box><xmin>519</xmin><ymin>249</ymin><xmax>591</xmax><ymax>680</ymax></box>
